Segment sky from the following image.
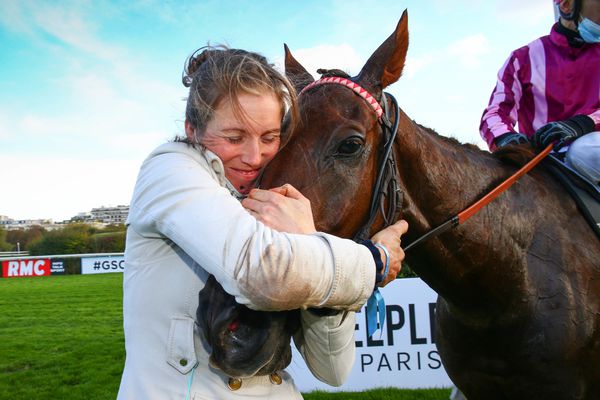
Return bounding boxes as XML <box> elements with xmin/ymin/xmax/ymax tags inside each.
<box><xmin>0</xmin><ymin>0</ymin><xmax>555</xmax><ymax>222</ymax></box>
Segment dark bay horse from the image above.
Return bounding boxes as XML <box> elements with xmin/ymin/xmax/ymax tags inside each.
<box><xmin>261</xmin><ymin>10</ymin><xmax>600</xmax><ymax>399</ymax></box>
<box><xmin>197</xmin><ymin>276</ymin><xmax>299</xmax><ymax>378</ymax></box>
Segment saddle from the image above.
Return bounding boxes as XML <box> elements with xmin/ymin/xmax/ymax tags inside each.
<box><xmin>543</xmin><ymin>154</ymin><xmax>600</xmax><ymax>240</ymax></box>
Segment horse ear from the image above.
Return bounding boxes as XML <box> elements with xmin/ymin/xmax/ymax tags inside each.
<box><xmin>284</xmin><ymin>43</ymin><xmax>315</xmax><ymax>93</ymax></box>
<box><xmin>355</xmin><ymin>9</ymin><xmax>409</xmax><ymax>95</ymax></box>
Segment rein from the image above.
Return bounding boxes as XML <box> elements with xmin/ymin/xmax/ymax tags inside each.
<box><xmin>403</xmin><ymin>143</ymin><xmax>554</xmax><ymax>252</ymax></box>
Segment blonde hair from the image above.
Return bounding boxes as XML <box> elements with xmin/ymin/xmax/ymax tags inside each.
<box><xmin>181</xmin><ymin>45</ymin><xmax>298</xmax><ymax>144</ymax></box>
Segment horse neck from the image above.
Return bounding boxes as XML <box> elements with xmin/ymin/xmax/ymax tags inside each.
<box><xmin>393</xmin><ymin>112</ymin><xmax>528</xmax><ymax>310</ymax></box>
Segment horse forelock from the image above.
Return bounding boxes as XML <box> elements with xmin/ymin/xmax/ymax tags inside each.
<box><xmin>316</xmin><ymin>68</ymin><xmax>351</xmax><ymax>79</ymax></box>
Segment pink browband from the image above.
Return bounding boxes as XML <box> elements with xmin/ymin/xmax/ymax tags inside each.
<box><xmin>299</xmin><ymin>77</ymin><xmax>383</xmax><ymax>120</ymax></box>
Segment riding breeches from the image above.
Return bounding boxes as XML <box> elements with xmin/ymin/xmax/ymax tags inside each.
<box><xmin>565</xmin><ymin>132</ymin><xmax>600</xmax><ymax>185</ymax></box>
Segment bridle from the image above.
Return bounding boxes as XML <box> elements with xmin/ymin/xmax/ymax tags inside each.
<box><xmin>299</xmin><ymin>76</ymin><xmax>402</xmax><ymax>242</ymax></box>
<box><xmin>299</xmin><ymin>76</ymin><xmax>402</xmax><ymax>337</ymax></box>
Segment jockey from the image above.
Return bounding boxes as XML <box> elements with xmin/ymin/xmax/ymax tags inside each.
<box><xmin>479</xmin><ymin>0</ymin><xmax>600</xmax><ymax>185</ymax></box>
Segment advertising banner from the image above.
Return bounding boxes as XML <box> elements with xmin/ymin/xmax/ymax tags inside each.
<box><xmin>2</xmin><ymin>258</ymin><xmax>51</xmax><ymax>278</ymax></box>
<box><xmin>81</xmin><ymin>255</ymin><xmax>125</xmax><ymax>275</ymax></box>
<box><xmin>50</xmin><ymin>259</ymin><xmax>66</xmax><ymax>275</ymax></box>
<box><xmin>288</xmin><ymin>278</ymin><xmax>453</xmax><ymax>391</ymax></box>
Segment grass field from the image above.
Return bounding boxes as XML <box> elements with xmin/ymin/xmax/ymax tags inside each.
<box><xmin>0</xmin><ymin>274</ymin><xmax>451</xmax><ymax>399</ymax></box>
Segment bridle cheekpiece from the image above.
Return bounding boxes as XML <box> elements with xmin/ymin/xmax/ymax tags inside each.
<box><xmin>298</xmin><ymin>73</ymin><xmax>402</xmax><ymax>338</ymax></box>
<box><xmin>298</xmin><ymin>75</ymin><xmax>402</xmax><ymax>242</ymax></box>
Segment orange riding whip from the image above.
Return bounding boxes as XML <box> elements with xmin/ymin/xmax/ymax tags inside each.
<box><xmin>403</xmin><ymin>144</ymin><xmax>554</xmax><ymax>252</ymax></box>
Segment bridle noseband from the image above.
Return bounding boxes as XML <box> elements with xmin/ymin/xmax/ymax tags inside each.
<box><xmin>299</xmin><ymin>76</ymin><xmax>402</xmax><ymax>242</ymax></box>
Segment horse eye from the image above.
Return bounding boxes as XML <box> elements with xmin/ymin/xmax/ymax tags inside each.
<box><xmin>336</xmin><ymin>137</ymin><xmax>364</xmax><ymax>156</ymax></box>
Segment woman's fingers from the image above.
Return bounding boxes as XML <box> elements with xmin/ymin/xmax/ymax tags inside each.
<box><xmin>371</xmin><ymin>219</ymin><xmax>409</xmax><ymax>287</ymax></box>
<box><xmin>242</xmin><ymin>186</ymin><xmax>316</xmax><ymax>234</ymax></box>
<box><xmin>247</xmin><ymin>188</ymin><xmax>279</xmax><ymax>202</ymax></box>
<box><xmin>394</xmin><ymin>220</ymin><xmax>409</xmax><ymax>236</ymax></box>
<box><xmin>268</xmin><ymin>186</ymin><xmax>287</xmax><ymax>196</ymax></box>
<box><xmin>277</xmin><ymin>184</ymin><xmax>304</xmax><ymax>200</ymax></box>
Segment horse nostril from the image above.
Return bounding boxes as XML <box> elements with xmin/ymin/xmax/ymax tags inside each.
<box><xmin>228</xmin><ymin>319</ymin><xmax>240</xmax><ymax>332</ymax></box>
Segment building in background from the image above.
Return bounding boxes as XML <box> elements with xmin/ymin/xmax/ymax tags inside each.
<box><xmin>1</xmin><ymin>205</ymin><xmax>129</xmax><ymax>230</ymax></box>
<box><xmin>89</xmin><ymin>205</ymin><xmax>129</xmax><ymax>224</ymax></box>
<box><xmin>0</xmin><ymin>216</ymin><xmax>58</xmax><ymax>230</ymax></box>
<box><xmin>70</xmin><ymin>205</ymin><xmax>129</xmax><ymax>224</ymax></box>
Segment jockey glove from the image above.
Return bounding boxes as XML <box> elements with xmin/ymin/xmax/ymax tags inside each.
<box><xmin>494</xmin><ymin>132</ymin><xmax>529</xmax><ymax>149</ymax></box>
<box><xmin>533</xmin><ymin>115</ymin><xmax>595</xmax><ymax>151</ymax></box>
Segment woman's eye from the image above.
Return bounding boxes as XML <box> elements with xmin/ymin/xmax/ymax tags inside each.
<box><xmin>226</xmin><ymin>137</ymin><xmax>243</xmax><ymax>144</ymax></box>
<box><xmin>262</xmin><ymin>135</ymin><xmax>280</xmax><ymax>144</ymax></box>
<box><xmin>336</xmin><ymin>137</ymin><xmax>364</xmax><ymax>155</ymax></box>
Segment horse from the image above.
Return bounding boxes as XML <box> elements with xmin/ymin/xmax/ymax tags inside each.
<box><xmin>260</xmin><ymin>10</ymin><xmax>600</xmax><ymax>400</ymax></box>
<box><xmin>197</xmin><ymin>275</ymin><xmax>300</xmax><ymax>378</ymax></box>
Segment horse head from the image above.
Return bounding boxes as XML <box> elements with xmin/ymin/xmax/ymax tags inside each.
<box><xmin>197</xmin><ymin>275</ymin><xmax>300</xmax><ymax>378</ymax></box>
<box><xmin>262</xmin><ymin>10</ymin><xmax>409</xmax><ymax>239</ymax></box>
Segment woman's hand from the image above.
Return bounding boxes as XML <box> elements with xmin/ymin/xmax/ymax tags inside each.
<box><xmin>241</xmin><ymin>184</ymin><xmax>317</xmax><ymax>234</ymax></box>
<box><xmin>370</xmin><ymin>220</ymin><xmax>409</xmax><ymax>287</ymax></box>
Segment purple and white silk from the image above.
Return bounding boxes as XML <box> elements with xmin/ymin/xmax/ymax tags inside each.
<box><xmin>480</xmin><ymin>23</ymin><xmax>600</xmax><ymax>150</ymax></box>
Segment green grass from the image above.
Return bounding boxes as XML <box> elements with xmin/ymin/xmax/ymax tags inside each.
<box><xmin>0</xmin><ymin>274</ymin><xmax>124</xmax><ymax>399</ymax></box>
<box><xmin>0</xmin><ymin>274</ymin><xmax>451</xmax><ymax>399</ymax></box>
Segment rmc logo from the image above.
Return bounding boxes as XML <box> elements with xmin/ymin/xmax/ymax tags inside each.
<box><xmin>2</xmin><ymin>259</ymin><xmax>51</xmax><ymax>278</ymax></box>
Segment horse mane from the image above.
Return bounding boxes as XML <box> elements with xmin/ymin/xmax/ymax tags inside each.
<box><xmin>415</xmin><ymin>122</ymin><xmax>485</xmax><ymax>154</ymax></box>
<box><xmin>416</xmin><ymin>122</ymin><xmax>539</xmax><ymax>168</ymax></box>
<box><xmin>493</xmin><ymin>145</ymin><xmax>538</xmax><ymax>168</ymax></box>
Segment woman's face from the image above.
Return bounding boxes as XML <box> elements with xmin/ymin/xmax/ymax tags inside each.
<box><xmin>196</xmin><ymin>92</ymin><xmax>282</xmax><ymax>194</ymax></box>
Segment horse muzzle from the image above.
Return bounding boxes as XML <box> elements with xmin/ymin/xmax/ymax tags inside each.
<box><xmin>197</xmin><ymin>275</ymin><xmax>300</xmax><ymax>378</ymax></box>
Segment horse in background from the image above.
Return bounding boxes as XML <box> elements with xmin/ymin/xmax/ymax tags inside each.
<box><xmin>261</xmin><ymin>10</ymin><xmax>600</xmax><ymax>399</ymax></box>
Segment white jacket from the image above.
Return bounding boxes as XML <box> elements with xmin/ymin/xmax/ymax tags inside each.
<box><xmin>117</xmin><ymin>142</ymin><xmax>375</xmax><ymax>399</ymax></box>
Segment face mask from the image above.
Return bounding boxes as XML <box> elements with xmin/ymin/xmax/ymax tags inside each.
<box><xmin>579</xmin><ymin>18</ymin><xmax>600</xmax><ymax>43</ymax></box>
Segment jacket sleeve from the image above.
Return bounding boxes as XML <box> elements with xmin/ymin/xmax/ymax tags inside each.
<box><xmin>479</xmin><ymin>52</ymin><xmax>523</xmax><ymax>150</ymax></box>
<box><xmin>127</xmin><ymin>147</ymin><xmax>375</xmax><ymax>312</ymax></box>
<box><xmin>293</xmin><ymin>310</ymin><xmax>356</xmax><ymax>386</ymax></box>
<box><xmin>588</xmin><ymin>109</ymin><xmax>600</xmax><ymax>130</ymax></box>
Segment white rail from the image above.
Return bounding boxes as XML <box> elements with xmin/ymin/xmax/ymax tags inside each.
<box><xmin>0</xmin><ymin>252</ymin><xmax>124</xmax><ymax>261</ymax></box>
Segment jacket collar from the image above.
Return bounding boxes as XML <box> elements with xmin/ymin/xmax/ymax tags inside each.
<box><xmin>551</xmin><ymin>22</ymin><xmax>585</xmax><ymax>48</ymax></box>
<box><xmin>200</xmin><ymin>147</ymin><xmax>246</xmax><ymax>200</ymax></box>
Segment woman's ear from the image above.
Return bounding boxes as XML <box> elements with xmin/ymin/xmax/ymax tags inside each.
<box><xmin>185</xmin><ymin>119</ymin><xmax>197</xmax><ymax>143</ymax></box>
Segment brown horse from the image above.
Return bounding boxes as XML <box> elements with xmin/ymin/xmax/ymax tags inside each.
<box><xmin>261</xmin><ymin>10</ymin><xmax>600</xmax><ymax>400</ymax></box>
<box><xmin>197</xmin><ymin>276</ymin><xmax>300</xmax><ymax>378</ymax></box>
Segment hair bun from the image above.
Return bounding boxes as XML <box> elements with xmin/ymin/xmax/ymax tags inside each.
<box><xmin>182</xmin><ymin>47</ymin><xmax>217</xmax><ymax>87</ymax></box>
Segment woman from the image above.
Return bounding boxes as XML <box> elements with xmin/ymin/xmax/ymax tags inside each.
<box><xmin>117</xmin><ymin>46</ymin><xmax>408</xmax><ymax>399</ymax></box>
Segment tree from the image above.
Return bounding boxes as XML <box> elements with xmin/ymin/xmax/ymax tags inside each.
<box><xmin>0</xmin><ymin>227</ymin><xmax>12</xmax><ymax>251</ymax></box>
<box><xmin>5</xmin><ymin>225</ymin><xmax>45</xmax><ymax>251</ymax></box>
<box><xmin>27</xmin><ymin>223</ymin><xmax>126</xmax><ymax>255</ymax></box>
<box><xmin>28</xmin><ymin>224</ymin><xmax>92</xmax><ymax>255</ymax></box>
